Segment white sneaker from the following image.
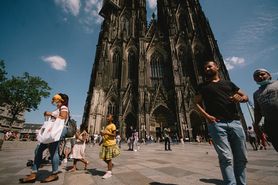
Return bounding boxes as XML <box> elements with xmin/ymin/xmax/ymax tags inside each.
<box><xmin>102</xmin><ymin>171</ymin><xmax>112</xmax><ymax>179</ymax></box>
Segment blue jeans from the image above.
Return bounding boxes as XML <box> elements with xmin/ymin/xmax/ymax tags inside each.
<box><xmin>31</xmin><ymin>127</ymin><xmax>67</xmax><ymax>174</ymax></box>
<box><xmin>208</xmin><ymin>120</ymin><xmax>247</xmax><ymax>185</ymax></box>
<box><xmin>32</xmin><ymin>141</ymin><xmax>60</xmax><ymax>174</ymax></box>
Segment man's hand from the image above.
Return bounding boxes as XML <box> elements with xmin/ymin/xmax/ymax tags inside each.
<box><xmin>229</xmin><ymin>93</ymin><xmax>244</xmax><ymax>103</ymax></box>
<box><xmin>229</xmin><ymin>90</ymin><xmax>248</xmax><ymax>103</ymax></box>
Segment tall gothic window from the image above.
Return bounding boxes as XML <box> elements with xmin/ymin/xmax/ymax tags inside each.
<box><xmin>112</xmin><ymin>51</ymin><xmax>120</xmax><ymax>79</ymax></box>
<box><xmin>128</xmin><ymin>50</ymin><xmax>136</xmax><ymax>80</ymax></box>
<box><xmin>108</xmin><ymin>101</ymin><xmax>116</xmax><ymax>115</ymax></box>
<box><xmin>150</xmin><ymin>52</ymin><xmax>164</xmax><ymax>87</ymax></box>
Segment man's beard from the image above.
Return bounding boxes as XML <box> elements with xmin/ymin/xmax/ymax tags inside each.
<box><xmin>205</xmin><ymin>71</ymin><xmax>217</xmax><ymax>78</ymax></box>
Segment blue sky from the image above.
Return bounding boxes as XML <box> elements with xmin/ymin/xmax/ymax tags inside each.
<box><xmin>0</xmin><ymin>0</ymin><xmax>277</xmax><ymax>127</ymax></box>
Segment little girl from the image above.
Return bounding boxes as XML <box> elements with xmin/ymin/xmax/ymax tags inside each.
<box><xmin>69</xmin><ymin>130</ymin><xmax>89</xmax><ymax>171</ymax></box>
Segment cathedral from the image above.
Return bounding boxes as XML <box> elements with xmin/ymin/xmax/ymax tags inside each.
<box><xmin>81</xmin><ymin>0</ymin><xmax>246</xmax><ymax>141</ymax></box>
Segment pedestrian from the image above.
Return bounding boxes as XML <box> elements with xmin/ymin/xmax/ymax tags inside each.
<box><xmin>127</xmin><ymin>126</ymin><xmax>134</xmax><ymax>151</ymax></box>
<box><xmin>99</xmin><ymin>114</ymin><xmax>120</xmax><ymax>179</ymax></box>
<box><xmin>163</xmin><ymin>127</ymin><xmax>171</xmax><ymax>151</ymax></box>
<box><xmin>259</xmin><ymin>131</ymin><xmax>267</xmax><ymax>150</ymax></box>
<box><xmin>247</xmin><ymin>126</ymin><xmax>258</xmax><ymax>150</ymax></box>
<box><xmin>0</xmin><ymin>130</ymin><xmax>4</xmax><ymax>151</ymax></box>
<box><xmin>132</xmin><ymin>129</ymin><xmax>139</xmax><ymax>151</ymax></box>
<box><xmin>19</xmin><ymin>93</ymin><xmax>69</xmax><ymax>183</ymax></box>
<box><xmin>253</xmin><ymin>68</ymin><xmax>278</xmax><ymax>152</ymax></box>
<box><xmin>116</xmin><ymin>132</ymin><xmax>121</xmax><ymax>148</ymax></box>
<box><xmin>62</xmin><ymin>137</ymin><xmax>74</xmax><ymax>165</ymax></box>
<box><xmin>195</xmin><ymin>61</ymin><xmax>248</xmax><ymax>185</ymax></box>
<box><xmin>69</xmin><ymin>129</ymin><xmax>89</xmax><ymax>172</ymax></box>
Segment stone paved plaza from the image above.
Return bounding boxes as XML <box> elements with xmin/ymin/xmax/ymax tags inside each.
<box><xmin>0</xmin><ymin>141</ymin><xmax>277</xmax><ymax>185</ymax></box>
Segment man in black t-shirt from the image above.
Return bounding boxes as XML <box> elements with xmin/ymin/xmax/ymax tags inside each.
<box><xmin>195</xmin><ymin>61</ymin><xmax>248</xmax><ymax>185</ymax></box>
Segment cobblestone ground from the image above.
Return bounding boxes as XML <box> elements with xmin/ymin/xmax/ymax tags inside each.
<box><xmin>0</xmin><ymin>141</ymin><xmax>277</xmax><ymax>185</ymax></box>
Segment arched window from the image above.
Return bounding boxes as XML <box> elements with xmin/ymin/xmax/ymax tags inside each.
<box><xmin>108</xmin><ymin>101</ymin><xmax>116</xmax><ymax>115</ymax></box>
<box><xmin>128</xmin><ymin>50</ymin><xmax>136</xmax><ymax>80</ymax></box>
<box><xmin>150</xmin><ymin>52</ymin><xmax>164</xmax><ymax>87</ymax></box>
<box><xmin>112</xmin><ymin>51</ymin><xmax>120</xmax><ymax>79</ymax></box>
<box><xmin>121</xmin><ymin>16</ymin><xmax>130</xmax><ymax>37</ymax></box>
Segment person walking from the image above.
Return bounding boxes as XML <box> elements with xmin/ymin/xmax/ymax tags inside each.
<box><xmin>163</xmin><ymin>127</ymin><xmax>171</xmax><ymax>151</ymax></box>
<box><xmin>253</xmin><ymin>68</ymin><xmax>278</xmax><ymax>152</ymax></box>
<box><xmin>19</xmin><ymin>93</ymin><xmax>69</xmax><ymax>183</ymax></box>
<box><xmin>195</xmin><ymin>61</ymin><xmax>248</xmax><ymax>185</ymax></box>
<box><xmin>127</xmin><ymin>126</ymin><xmax>134</xmax><ymax>151</ymax></box>
<box><xmin>247</xmin><ymin>126</ymin><xmax>258</xmax><ymax>150</ymax></box>
<box><xmin>99</xmin><ymin>114</ymin><xmax>120</xmax><ymax>179</ymax></box>
<box><xmin>62</xmin><ymin>137</ymin><xmax>74</xmax><ymax>165</ymax></box>
<box><xmin>132</xmin><ymin>129</ymin><xmax>139</xmax><ymax>151</ymax></box>
<box><xmin>69</xmin><ymin>129</ymin><xmax>89</xmax><ymax>172</ymax></box>
<box><xmin>116</xmin><ymin>132</ymin><xmax>121</xmax><ymax>148</ymax></box>
<box><xmin>0</xmin><ymin>130</ymin><xmax>4</xmax><ymax>151</ymax></box>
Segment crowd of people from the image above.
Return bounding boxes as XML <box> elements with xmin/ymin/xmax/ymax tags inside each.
<box><xmin>12</xmin><ymin>62</ymin><xmax>278</xmax><ymax>184</ymax></box>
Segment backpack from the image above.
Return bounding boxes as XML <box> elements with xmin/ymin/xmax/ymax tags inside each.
<box><xmin>65</xmin><ymin>117</ymin><xmax>77</xmax><ymax>138</ymax></box>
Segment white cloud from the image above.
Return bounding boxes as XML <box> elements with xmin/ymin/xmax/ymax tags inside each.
<box><xmin>147</xmin><ymin>0</ymin><xmax>157</xmax><ymax>10</ymax></box>
<box><xmin>79</xmin><ymin>0</ymin><xmax>103</xmax><ymax>32</ymax></box>
<box><xmin>55</xmin><ymin>0</ymin><xmax>81</xmax><ymax>16</ymax></box>
<box><xmin>223</xmin><ymin>6</ymin><xmax>278</xmax><ymax>66</ymax></box>
<box><xmin>42</xmin><ymin>55</ymin><xmax>67</xmax><ymax>71</ymax></box>
<box><xmin>224</xmin><ymin>56</ymin><xmax>245</xmax><ymax>70</ymax></box>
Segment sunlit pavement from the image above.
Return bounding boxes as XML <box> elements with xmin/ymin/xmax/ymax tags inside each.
<box><xmin>0</xmin><ymin>141</ymin><xmax>277</xmax><ymax>185</ymax></box>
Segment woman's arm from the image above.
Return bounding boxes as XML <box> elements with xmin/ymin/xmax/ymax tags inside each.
<box><xmin>58</xmin><ymin>110</ymin><xmax>68</xmax><ymax>120</ymax></box>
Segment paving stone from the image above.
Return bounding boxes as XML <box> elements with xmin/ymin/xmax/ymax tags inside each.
<box><xmin>0</xmin><ymin>141</ymin><xmax>278</xmax><ymax>185</ymax></box>
<box><xmin>155</xmin><ymin>167</ymin><xmax>196</xmax><ymax>177</ymax></box>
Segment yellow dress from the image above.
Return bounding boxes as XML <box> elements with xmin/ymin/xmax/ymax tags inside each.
<box><xmin>99</xmin><ymin>123</ymin><xmax>120</xmax><ymax>160</ymax></box>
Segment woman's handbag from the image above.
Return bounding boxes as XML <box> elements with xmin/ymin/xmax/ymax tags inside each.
<box><xmin>37</xmin><ymin>118</ymin><xmax>65</xmax><ymax>144</ymax></box>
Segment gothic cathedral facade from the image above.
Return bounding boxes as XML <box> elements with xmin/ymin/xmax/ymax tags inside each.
<box><xmin>81</xmin><ymin>0</ymin><xmax>246</xmax><ymax>141</ymax></box>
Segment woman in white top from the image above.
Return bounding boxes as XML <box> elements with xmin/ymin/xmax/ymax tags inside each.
<box><xmin>19</xmin><ymin>93</ymin><xmax>69</xmax><ymax>183</ymax></box>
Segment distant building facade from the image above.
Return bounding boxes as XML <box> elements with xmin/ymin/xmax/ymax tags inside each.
<box><xmin>0</xmin><ymin>104</ymin><xmax>24</xmax><ymax>132</ymax></box>
<box><xmin>20</xmin><ymin>123</ymin><xmax>42</xmax><ymax>141</ymax></box>
<box><xmin>81</xmin><ymin>0</ymin><xmax>246</xmax><ymax>141</ymax></box>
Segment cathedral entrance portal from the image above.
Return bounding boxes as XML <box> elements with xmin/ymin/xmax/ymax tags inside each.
<box><xmin>189</xmin><ymin>111</ymin><xmax>207</xmax><ymax>142</ymax></box>
<box><xmin>150</xmin><ymin>105</ymin><xmax>176</xmax><ymax>142</ymax></box>
<box><xmin>125</xmin><ymin>113</ymin><xmax>136</xmax><ymax>139</ymax></box>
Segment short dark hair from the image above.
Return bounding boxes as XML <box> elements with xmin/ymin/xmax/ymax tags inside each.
<box><xmin>204</xmin><ymin>60</ymin><xmax>218</xmax><ymax>67</ymax></box>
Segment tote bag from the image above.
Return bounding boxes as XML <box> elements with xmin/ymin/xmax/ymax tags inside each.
<box><xmin>37</xmin><ymin>118</ymin><xmax>65</xmax><ymax>144</ymax></box>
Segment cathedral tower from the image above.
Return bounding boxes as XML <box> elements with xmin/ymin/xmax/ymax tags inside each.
<box><xmin>81</xmin><ymin>0</ymin><xmax>246</xmax><ymax>141</ymax></box>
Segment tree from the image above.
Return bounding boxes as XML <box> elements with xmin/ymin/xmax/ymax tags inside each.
<box><xmin>0</xmin><ymin>62</ymin><xmax>51</xmax><ymax>129</ymax></box>
<box><xmin>0</xmin><ymin>60</ymin><xmax>7</xmax><ymax>83</ymax></box>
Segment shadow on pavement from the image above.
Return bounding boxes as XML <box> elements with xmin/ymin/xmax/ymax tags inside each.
<box><xmin>149</xmin><ymin>182</ymin><xmax>178</xmax><ymax>185</ymax></box>
<box><xmin>199</xmin><ymin>178</ymin><xmax>223</xmax><ymax>185</ymax></box>
<box><xmin>87</xmin><ymin>168</ymin><xmax>106</xmax><ymax>176</ymax></box>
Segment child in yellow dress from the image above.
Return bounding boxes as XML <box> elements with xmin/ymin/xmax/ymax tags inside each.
<box><xmin>99</xmin><ymin>114</ymin><xmax>120</xmax><ymax>179</ymax></box>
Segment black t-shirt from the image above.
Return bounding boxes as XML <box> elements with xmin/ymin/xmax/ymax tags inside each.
<box><xmin>197</xmin><ymin>80</ymin><xmax>240</xmax><ymax>120</ymax></box>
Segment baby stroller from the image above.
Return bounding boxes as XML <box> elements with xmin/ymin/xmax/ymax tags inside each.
<box><xmin>26</xmin><ymin>145</ymin><xmax>51</xmax><ymax>167</ymax></box>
